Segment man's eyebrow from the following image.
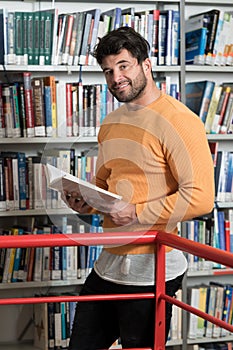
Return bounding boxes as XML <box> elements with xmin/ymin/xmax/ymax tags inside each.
<box><xmin>102</xmin><ymin>59</ymin><xmax>130</xmax><ymax>72</ymax></box>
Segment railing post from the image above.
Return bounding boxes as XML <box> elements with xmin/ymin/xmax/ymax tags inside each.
<box><xmin>154</xmin><ymin>241</ymin><xmax>166</xmax><ymax>350</ymax></box>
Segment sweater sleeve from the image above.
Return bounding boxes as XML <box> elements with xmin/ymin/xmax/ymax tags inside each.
<box><xmin>136</xmin><ymin>110</ymin><xmax>215</xmax><ymax>231</ymax></box>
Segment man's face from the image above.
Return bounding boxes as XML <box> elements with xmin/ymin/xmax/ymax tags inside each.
<box><xmin>101</xmin><ymin>49</ymin><xmax>148</xmax><ymax>103</ymax></box>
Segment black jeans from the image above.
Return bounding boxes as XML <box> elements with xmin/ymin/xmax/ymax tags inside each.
<box><xmin>68</xmin><ymin>269</ymin><xmax>184</xmax><ymax>350</ymax></box>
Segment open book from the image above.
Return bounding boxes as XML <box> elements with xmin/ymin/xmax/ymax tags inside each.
<box><xmin>45</xmin><ymin>164</ymin><xmax>122</xmax><ymax>212</ymax></box>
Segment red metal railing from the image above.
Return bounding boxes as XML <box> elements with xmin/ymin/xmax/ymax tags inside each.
<box><xmin>0</xmin><ymin>230</ymin><xmax>233</xmax><ymax>350</ymax></box>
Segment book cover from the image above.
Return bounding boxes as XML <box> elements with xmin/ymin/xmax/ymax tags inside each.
<box><xmin>185</xmin><ymin>27</ymin><xmax>208</xmax><ymax>65</ymax></box>
<box><xmin>204</xmin><ymin>85</ymin><xmax>223</xmax><ymax>133</ymax></box>
<box><xmin>44</xmin><ymin>75</ymin><xmax>57</xmax><ymax>137</ymax></box>
<box><xmin>14</xmin><ymin>12</ymin><xmax>24</xmax><ymax>65</ymax></box>
<box><xmin>0</xmin><ymin>157</ymin><xmax>6</xmax><ymax>211</ymax></box>
<box><xmin>61</xmin><ymin>13</ymin><xmax>75</xmax><ymax>65</ymax></box>
<box><xmin>23</xmin><ymin>72</ymin><xmax>35</xmax><ymax>137</ymax></box>
<box><xmin>0</xmin><ymin>9</ymin><xmax>7</xmax><ymax>65</ymax></box>
<box><xmin>185</xmin><ymin>80</ymin><xmax>215</xmax><ymax>124</ymax></box>
<box><xmin>187</xmin><ymin>287</ymin><xmax>200</xmax><ymax>339</ymax></box>
<box><xmin>33</xmin><ymin>302</ymin><xmax>48</xmax><ymax>350</ymax></box>
<box><xmin>158</xmin><ymin>10</ymin><xmax>168</xmax><ymax>65</ymax></box>
<box><xmin>79</xmin><ymin>12</ymin><xmax>93</xmax><ymax>65</ymax></box>
<box><xmin>6</xmin><ymin>12</ymin><xmax>15</xmax><ymax>65</ymax></box>
<box><xmin>44</xmin><ymin>9</ymin><xmax>57</xmax><ymax>66</ymax></box>
<box><xmin>73</xmin><ymin>12</ymin><xmax>85</xmax><ymax>66</ymax></box>
<box><xmin>210</xmin><ymin>86</ymin><xmax>232</xmax><ymax>134</ymax></box>
<box><xmin>33</xmin><ymin>11</ymin><xmax>40</xmax><ymax>65</ymax></box>
<box><xmin>45</xmin><ymin>163</ymin><xmax>122</xmax><ymax>212</ymax></box>
<box><xmin>26</xmin><ymin>12</ymin><xmax>34</xmax><ymax>65</ymax></box>
<box><xmin>31</xmin><ymin>77</ymin><xmax>46</xmax><ymax>137</ymax></box>
<box><xmin>189</xmin><ymin>9</ymin><xmax>220</xmax><ymax>59</ymax></box>
<box><xmin>86</xmin><ymin>8</ymin><xmax>101</xmax><ymax>66</ymax></box>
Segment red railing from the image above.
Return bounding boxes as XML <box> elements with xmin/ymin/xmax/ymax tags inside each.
<box><xmin>0</xmin><ymin>230</ymin><xmax>233</xmax><ymax>350</ymax></box>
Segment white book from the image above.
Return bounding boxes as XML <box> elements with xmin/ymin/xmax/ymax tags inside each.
<box><xmin>45</xmin><ymin>163</ymin><xmax>122</xmax><ymax>212</ymax></box>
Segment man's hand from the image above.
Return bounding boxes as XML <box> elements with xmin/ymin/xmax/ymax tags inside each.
<box><xmin>109</xmin><ymin>201</ymin><xmax>138</xmax><ymax>226</ymax></box>
<box><xmin>61</xmin><ymin>190</ymin><xmax>92</xmax><ymax>214</ymax></box>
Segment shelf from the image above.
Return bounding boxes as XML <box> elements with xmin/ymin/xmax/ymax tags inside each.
<box><xmin>0</xmin><ymin>208</ymin><xmax>78</xmax><ymax>217</ymax></box>
<box><xmin>207</xmin><ymin>134</ymin><xmax>233</xmax><ymax>141</ymax></box>
<box><xmin>187</xmin><ymin>268</ymin><xmax>233</xmax><ymax>277</ymax></box>
<box><xmin>186</xmin><ymin>66</ymin><xmax>233</xmax><ymax>73</ymax></box>
<box><xmin>185</xmin><ymin>0</ymin><xmax>233</xmax><ymax>4</ymax></box>
<box><xmin>187</xmin><ymin>335</ymin><xmax>233</xmax><ymax>345</ymax></box>
<box><xmin>0</xmin><ymin>136</ymin><xmax>98</xmax><ymax>144</ymax></box>
<box><xmin>0</xmin><ymin>279</ymin><xmax>85</xmax><ymax>291</ymax></box>
<box><xmin>1</xmin><ymin>64</ymin><xmax>181</xmax><ymax>73</ymax></box>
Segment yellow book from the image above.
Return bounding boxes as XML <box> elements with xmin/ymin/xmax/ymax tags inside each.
<box><xmin>7</xmin><ymin>227</ymin><xmax>19</xmax><ymax>283</ymax></box>
<box><xmin>204</xmin><ymin>85</ymin><xmax>222</xmax><ymax>133</ymax></box>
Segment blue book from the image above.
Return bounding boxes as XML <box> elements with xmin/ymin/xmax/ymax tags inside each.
<box><xmin>60</xmin><ymin>301</ymin><xmax>67</xmax><ymax>348</ymax></box>
<box><xmin>185</xmin><ymin>27</ymin><xmax>207</xmax><ymax>64</ymax></box>
<box><xmin>217</xmin><ymin>210</ymin><xmax>226</xmax><ymax>252</ymax></box>
<box><xmin>44</xmin><ymin>85</ymin><xmax>53</xmax><ymax>137</ymax></box>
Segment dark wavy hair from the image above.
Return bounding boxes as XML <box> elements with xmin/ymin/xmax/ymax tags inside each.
<box><xmin>92</xmin><ymin>26</ymin><xmax>150</xmax><ymax>65</ymax></box>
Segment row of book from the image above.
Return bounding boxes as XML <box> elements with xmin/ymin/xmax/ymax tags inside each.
<box><xmin>33</xmin><ymin>292</ymin><xmax>183</xmax><ymax>350</ymax></box>
<box><xmin>0</xmin><ymin>72</ymin><xmax>181</xmax><ymax>140</ymax></box>
<box><xmin>185</xmin><ymin>9</ymin><xmax>233</xmax><ymax>66</ymax></box>
<box><xmin>0</xmin><ymin>148</ymin><xmax>97</xmax><ymax>212</ymax></box>
<box><xmin>186</xmin><ymin>80</ymin><xmax>233</xmax><ymax>134</ymax></box>
<box><xmin>0</xmin><ymin>73</ymin><xmax>120</xmax><ymax>139</ymax></box>
<box><xmin>181</xmin><ymin>208</ymin><xmax>233</xmax><ymax>272</ymax></box>
<box><xmin>211</xmin><ymin>148</ymin><xmax>233</xmax><ymax>203</ymax></box>
<box><xmin>34</xmin><ymin>296</ymin><xmax>122</xmax><ymax>350</ymax></box>
<box><xmin>0</xmin><ymin>7</ymin><xmax>180</xmax><ymax>67</ymax></box>
<box><xmin>187</xmin><ymin>282</ymin><xmax>233</xmax><ymax>340</ymax></box>
<box><xmin>0</xmin><ymin>214</ymin><xmax>103</xmax><ymax>284</ymax></box>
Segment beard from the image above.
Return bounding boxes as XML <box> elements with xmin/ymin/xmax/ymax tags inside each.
<box><xmin>109</xmin><ymin>68</ymin><xmax>147</xmax><ymax>103</ymax></box>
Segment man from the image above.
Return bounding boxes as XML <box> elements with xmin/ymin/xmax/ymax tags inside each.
<box><xmin>65</xmin><ymin>27</ymin><xmax>215</xmax><ymax>349</ymax></box>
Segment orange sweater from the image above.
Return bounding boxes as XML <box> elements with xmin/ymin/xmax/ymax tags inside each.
<box><xmin>94</xmin><ymin>94</ymin><xmax>215</xmax><ymax>255</ymax></box>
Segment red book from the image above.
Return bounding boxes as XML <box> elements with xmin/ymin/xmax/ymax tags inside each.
<box><xmin>225</xmin><ymin>219</ymin><xmax>230</xmax><ymax>252</ymax></box>
<box><xmin>23</xmin><ymin>72</ymin><xmax>35</xmax><ymax>137</ymax></box>
<box><xmin>66</xmin><ymin>83</ymin><xmax>73</xmax><ymax>137</ymax></box>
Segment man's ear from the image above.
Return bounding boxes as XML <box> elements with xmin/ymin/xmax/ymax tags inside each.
<box><xmin>143</xmin><ymin>58</ymin><xmax>152</xmax><ymax>73</ymax></box>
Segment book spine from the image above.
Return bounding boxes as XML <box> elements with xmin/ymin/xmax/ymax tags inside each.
<box><xmin>23</xmin><ymin>72</ymin><xmax>35</xmax><ymax>137</ymax></box>
<box><xmin>32</xmin><ymin>78</ymin><xmax>46</xmax><ymax>137</ymax></box>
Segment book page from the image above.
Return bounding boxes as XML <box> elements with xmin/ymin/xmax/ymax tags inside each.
<box><xmin>45</xmin><ymin>164</ymin><xmax>122</xmax><ymax>212</ymax></box>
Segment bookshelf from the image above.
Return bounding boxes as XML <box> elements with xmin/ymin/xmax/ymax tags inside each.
<box><xmin>0</xmin><ymin>0</ymin><xmax>232</xmax><ymax>349</ymax></box>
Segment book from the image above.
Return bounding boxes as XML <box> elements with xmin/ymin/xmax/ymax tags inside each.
<box><xmin>185</xmin><ymin>27</ymin><xmax>208</xmax><ymax>65</ymax></box>
<box><xmin>204</xmin><ymin>85</ymin><xmax>223</xmax><ymax>133</ymax></box>
<box><xmin>196</xmin><ymin>285</ymin><xmax>208</xmax><ymax>338</ymax></box>
<box><xmin>158</xmin><ymin>10</ymin><xmax>168</xmax><ymax>65</ymax></box>
<box><xmin>87</xmin><ymin>8</ymin><xmax>101</xmax><ymax>66</ymax></box>
<box><xmin>14</xmin><ymin>11</ymin><xmax>24</xmax><ymax>65</ymax></box>
<box><xmin>33</xmin><ymin>302</ymin><xmax>48</xmax><ymax>350</ymax></box>
<box><xmin>0</xmin><ymin>9</ymin><xmax>7</xmax><ymax>65</ymax></box>
<box><xmin>188</xmin><ymin>9</ymin><xmax>221</xmax><ymax>63</ymax></box>
<box><xmin>44</xmin><ymin>9</ymin><xmax>57</xmax><ymax>66</ymax></box>
<box><xmin>185</xmin><ymin>80</ymin><xmax>215</xmax><ymax>124</ymax></box>
<box><xmin>187</xmin><ymin>286</ymin><xmax>200</xmax><ymax>339</ymax></box>
<box><xmin>27</xmin><ymin>12</ymin><xmax>34</xmax><ymax>65</ymax></box>
<box><xmin>23</xmin><ymin>72</ymin><xmax>35</xmax><ymax>137</ymax></box>
<box><xmin>31</xmin><ymin>77</ymin><xmax>46</xmax><ymax>137</ymax></box>
<box><xmin>33</xmin><ymin>11</ymin><xmax>40</xmax><ymax>65</ymax></box>
<box><xmin>73</xmin><ymin>12</ymin><xmax>86</xmax><ymax>66</ymax></box>
<box><xmin>78</xmin><ymin>11</ymin><xmax>93</xmax><ymax>65</ymax></box>
<box><xmin>61</xmin><ymin>13</ymin><xmax>75</xmax><ymax>65</ymax></box>
<box><xmin>0</xmin><ymin>156</ymin><xmax>6</xmax><ymax>211</ymax></box>
<box><xmin>43</xmin><ymin>76</ymin><xmax>57</xmax><ymax>137</ymax></box>
<box><xmin>45</xmin><ymin>163</ymin><xmax>122</xmax><ymax>212</ymax></box>
<box><xmin>210</xmin><ymin>86</ymin><xmax>232</xmax><ymax>134</ymax></box>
